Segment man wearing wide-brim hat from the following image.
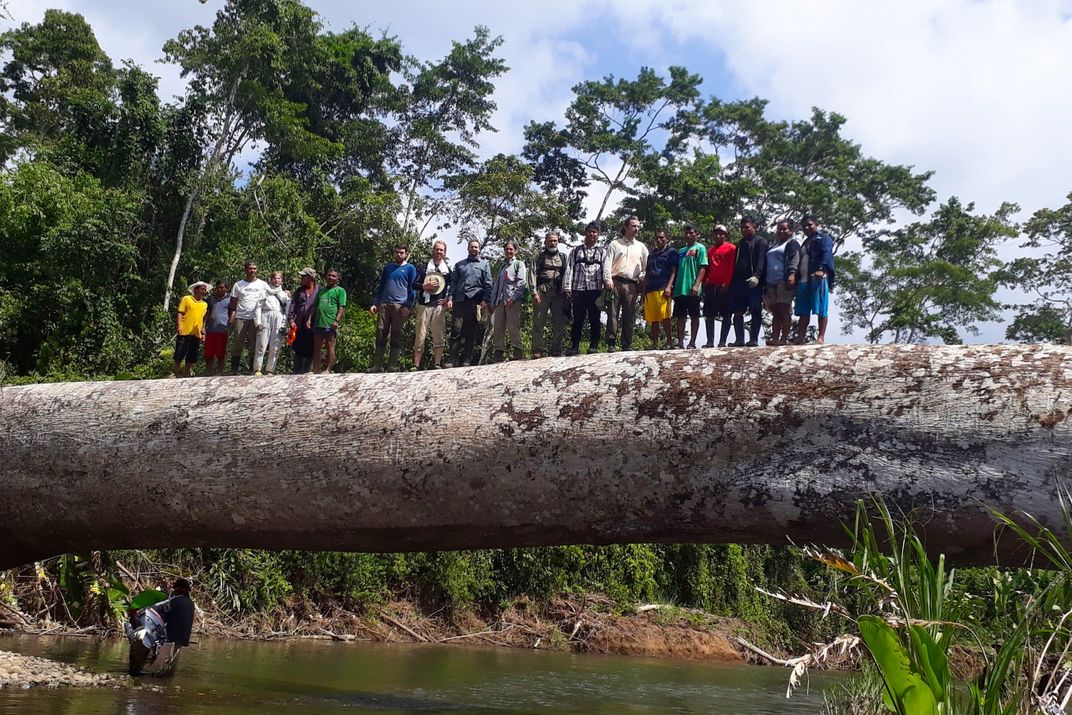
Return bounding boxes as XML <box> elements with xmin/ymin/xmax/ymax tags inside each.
<box><xmin>173</xmin><ymin>282</ymin><xmax>209</xmax><ymax>378</ymax></box>
<box><xmin>287</xmin><ymin>267</ymin><xmax>319</xmax><ymax>374</ymax></box>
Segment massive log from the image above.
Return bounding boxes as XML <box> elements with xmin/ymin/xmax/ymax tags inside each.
<box><xmin>0</xmin><ymin>345</ymin><xmax>1069</xmax><ymax>569</ymax></box>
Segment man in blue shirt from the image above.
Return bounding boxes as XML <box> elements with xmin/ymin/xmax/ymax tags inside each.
<box><xmin>446</xmin><ymin>239</ymin><xmax>492</xmax><ymax>368</ymax></box>
<box><xmin>370</xmin><ymin>244</ymin><xmax>417</xmax><ymax>372</ymax></box>
<box><xmin>794</xmin><ymin>215</ymin><xmax>836</xmax><ymax>344</ymax></box>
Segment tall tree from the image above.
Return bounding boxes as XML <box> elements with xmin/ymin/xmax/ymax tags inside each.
<box><xmin>161</xmin><ymin>0</ymin><xmax>389</xmax><ymax>310</ymax></box>
<box><xmin>837</xmin><ymin>198</ymin><xmax>1017</xmax><ymax>344</ymax></box>
<box><xmin>625</xmin><ymin>99</ymin><xmax>935</xmax><ymax>240</ymax></box>
<box><xmin>997</xmin><ymin>193</ymin><xmax>1072</xmax><ymax>345</ymax></box>
<box><xmin>522</xmin><ymin>66</ymin><xmax>702</xmax><ymax>226</ymax></box>
<box><xmin>446</xmin><ymin>153</ymin><xmax>568</xmax><ymax>261</ymax></box>
<box><xmin>392</xmin><ymin>26</ymin><xmax>507</xmax><ymax>242</ymax></box>
<box><xmin>0</xmin><ymin>10</ymin><xmax>118</xmax><ymax>173</ymax></box>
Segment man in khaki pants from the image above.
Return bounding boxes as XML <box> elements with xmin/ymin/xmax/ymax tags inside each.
<box><xmin>489</xmin><ymin>241</ymin><xmax>528</xmax><ymax>362</ymax></box>
<box><xmin>602</xmin><ymin>215</ymin><xmax>648</xmax><ymax>352</ymax></box>
<box><xmin>412</xmin><ymin>240</ymin><xmax>451</xmax><ymax>370</ymax></box>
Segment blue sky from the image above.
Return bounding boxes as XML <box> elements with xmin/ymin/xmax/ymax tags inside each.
<box><xmin>6</xmin><ymin>0</ymin><xmax>1072</xmax><ymax>343</ymax></box>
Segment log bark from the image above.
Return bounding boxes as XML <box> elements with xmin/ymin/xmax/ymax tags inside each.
<box><xmin>1</xmin><ymin>345</ymin><xmax>1069</xmax><ymax>569</ymax></box>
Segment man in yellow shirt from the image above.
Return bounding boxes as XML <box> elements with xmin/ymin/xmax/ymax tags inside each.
<box><xmin>174</xmin><ymin>282</ymin><xmax>209</xmax><ymax>377</ymax></box>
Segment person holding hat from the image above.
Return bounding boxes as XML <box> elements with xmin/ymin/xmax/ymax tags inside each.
<box><xmin>412</xmin><ymin>240</ymin><xmax>451</xmax><ymax>370</ymax></box>
<box><xmin>288</xmin><ymin>268</ymin><xmax>319</xmax><ymax>373</ymax></box>
<box><xmin>703</xmin><ymin>224</ymin><xmax>736</xmax><ymax>347</ymax></box>
<box><xmin>172</xmin><ymin>282</ymin><xmax>208</xmax><ymax>377</ymax></box>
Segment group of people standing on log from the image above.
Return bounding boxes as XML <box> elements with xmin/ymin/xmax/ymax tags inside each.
<box><xmin>170</xmin><ymin>215</ymin><xmax>835</xmax><ymax>376</ymax></box>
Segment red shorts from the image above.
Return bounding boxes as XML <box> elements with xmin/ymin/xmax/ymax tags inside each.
<box><xmin>204</xmin><ymin>331</ymin><xmax>228</xmax><ymax>359</ymax></box>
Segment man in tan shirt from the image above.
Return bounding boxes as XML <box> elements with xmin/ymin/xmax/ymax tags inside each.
<box><xmin>602</xmin><ymin>215</ymin><xmax>649</xmax><ymax>351</ymax></box>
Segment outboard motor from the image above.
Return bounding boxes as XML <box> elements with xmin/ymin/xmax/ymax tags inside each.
<box><xmin>125</xmin><ymin>607</ymin><xmax>176</xmax><ymax>676</ymax></box>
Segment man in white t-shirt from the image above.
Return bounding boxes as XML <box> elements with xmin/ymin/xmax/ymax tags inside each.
<box><xmin>227</xmin><ymin>260</ymin><xmax>269</xmax><ymax>374</ymax></box>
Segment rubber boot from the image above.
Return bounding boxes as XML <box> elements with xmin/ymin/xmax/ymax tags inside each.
<box><xmin>370</xmin><ymin>345</ymin><xmax>385</xmax><ymax>372</ymax></box>
<box><xmin>386</xmin><ymin>347</ymin><xmax>401</xmax><ymax>372</ymax></box>
<box><xmin>732</xmin><ymin>315</ymin><xmax>746</xmax><ymax>346</ymax></box>
<box><xmin>492</xmin><ymin>350</ymin><xmax>504</xmax><ymax>363</ymax></box>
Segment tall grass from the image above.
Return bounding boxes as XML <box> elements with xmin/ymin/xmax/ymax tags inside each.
<box><xmin>768</xmin><ymin>496</ymin><xmax>1072</xmax><ymax>715</ymax></box>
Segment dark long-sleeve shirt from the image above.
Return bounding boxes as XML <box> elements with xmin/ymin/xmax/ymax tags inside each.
<box><xmin>733</xmin><ymin>235</ymin><xmax>769</xmax><ymax>286</ymax></box>
<box><xmin>153</xmin><ymin>594</ymin><xmax>194</xmax><ymax>647</ymax></box>
<box><xmin>450</xmin><ymin>256</ymin><xmax>492</xmax><ymax>302</ymax></box>
<box><xmin>374</xmin><ymin>262</ymin><xmax>418</xmax><ymax>308</ymax></box>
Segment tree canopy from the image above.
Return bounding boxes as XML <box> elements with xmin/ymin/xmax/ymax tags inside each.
<box><xmin>0</xmin><ymin>0</ymin><xmax>1063</xmax><ymax>378</ymax></box>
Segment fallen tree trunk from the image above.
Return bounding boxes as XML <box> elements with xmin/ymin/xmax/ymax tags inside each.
<box><xmin>1</xmin><ymin>344</ymin><xmax>1069</xmax><ymax>569</ymax></box>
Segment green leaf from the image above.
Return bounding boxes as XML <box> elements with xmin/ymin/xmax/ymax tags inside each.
<box><xmin>907</xmin><ymin>625</ymin><xmax>950</xmax><ymax>701</ymax></box>
<box><xmin>858</xmin><ymin>615</ymin><xmax>938</xmax><ymax>715</ymax></box>
<box><xmin>128</xmin><ymin>589</ymin><xmax>168</xmax><ymax>610</ymax></box>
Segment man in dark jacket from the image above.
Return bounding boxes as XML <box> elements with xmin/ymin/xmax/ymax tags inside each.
<box><xmin>794</xmin><ymin>215</ymin><xmax>836</xmax><ymax>344</ymax></box>
<box><xmin>729</xmin><ymin>217</ymin><xmax>769</xmax><ymax>346</ymax></box>
<box><xmin>154</xmin><ymin>578</ymin><xmax>195</xmax><ymax>647</ymax></box>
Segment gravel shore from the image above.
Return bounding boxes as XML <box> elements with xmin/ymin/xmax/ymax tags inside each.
<box><xmin>0</xmin><ymin>649</ymin><xmax>126</xmax><ymax>689</ymax></box>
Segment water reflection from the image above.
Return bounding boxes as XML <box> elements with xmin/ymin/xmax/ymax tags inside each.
<box><xmin>0</xmin><ymin>633</ymin><xmax>841</xmax><ymax>713</ymax></box>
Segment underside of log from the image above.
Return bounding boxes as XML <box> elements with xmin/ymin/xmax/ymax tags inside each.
<box><xmin>1</xmin><ymin>344</ymin><xmax>1069</xmax><ymax>569</ymax></box>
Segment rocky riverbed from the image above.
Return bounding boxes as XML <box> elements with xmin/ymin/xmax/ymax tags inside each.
<box><xmin>0</xmin><ymin>649</ymin><xmax>125</xmax><ymax>689</ymax></box>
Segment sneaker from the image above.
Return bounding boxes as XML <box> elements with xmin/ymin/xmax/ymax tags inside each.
<box><xmin>531</xmin><ymin>351</ymin><xmax>544</xmax><ymax>359</ymax></box>
<box><xmin>686</xmin><ymin>343</ymin><xmax>697</xmax><ymax>349</ymax></box>
<box><xmin>565</xmin><ymin>348</ymin><xmax>578</xmax><ymax>356</ymax></box>
<box><xmin>409</xmin><ymin>366</ymin><xmax>419</xmax><ymax>372</ymax></box>
<box><xmin>702</xmin><ymin>342</ymin><xmax>714</xmax><ymax>349</ymax></box>
<box><xmin>254</xmin><ymin>371</ymin><xmax>263</xmax><ymax>376</ymax></box>
<box><xmin>586</xmin><ymin>347</ymin><xmax>600</xmax><ymax>355</ymax></box>
<box><xmin>730</xmin><ymin>342</ymin><xmax>746</xmax><ymax>348</ymax></box>
<box><xmin>745</xmin><ymin>341</ymin><xmax>759</xmax><ymax>347</ymax></box>
<box><xmin>605</xmin><ymin>344</ymin><xmax>617</xmax><ymax>353</ymax></box>
<box><xmin>717</xmin><ymin>342</ymin><xmax>727</xmax><ymax>348</ymax></box>
<box><xmin>433</xmin><ymin>363</ymin><xmax>444</xmax><ymax>369</ymax></box>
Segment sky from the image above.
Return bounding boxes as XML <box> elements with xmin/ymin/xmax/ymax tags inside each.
<box><xmin>5</xmin><ymin>0</ymin><xmax>1072</xmax><ymax>343</ymax></box>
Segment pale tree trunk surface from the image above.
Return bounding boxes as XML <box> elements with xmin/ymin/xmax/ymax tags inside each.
<box><xmin>1</xmin><ymin>345</ymin><xmax>1069</xmax><ymax>569</ymax></box>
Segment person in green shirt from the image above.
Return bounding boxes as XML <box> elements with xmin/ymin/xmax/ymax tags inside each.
<box><xmin>672</xmin><ymin>224</ymin><xmax>707</xmax><ymax>349</ymax></box>
<box><xmin>307</xmin><ymin>268</ymin><xmax>347</xmax><ymax>374</ymax></box>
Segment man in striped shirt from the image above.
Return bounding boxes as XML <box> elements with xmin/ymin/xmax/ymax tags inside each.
<box><xmin>563</xmin><ymin>222</ymin><xmax>607</xmax><ymax>355</ymax></box>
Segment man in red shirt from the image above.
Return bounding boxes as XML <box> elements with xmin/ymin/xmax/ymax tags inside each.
<box><xmin>702</xmin><ymin>225</ymin><xmax>736</xmax><ymax>347</ymax></box>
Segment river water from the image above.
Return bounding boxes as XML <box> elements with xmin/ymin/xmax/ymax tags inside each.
<box><xmin>0</xmin><ymin>633</ymin><xmax>844</xmax><ymax>713</ymax></box>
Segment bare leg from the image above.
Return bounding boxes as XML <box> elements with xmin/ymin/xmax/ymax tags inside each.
<box><xmin>413</xmin><ymin>349</ymin><xmax>423</xmax><ymax>369</ymax></box>
<box><xmin>313</xmin><ymin>333</ymin><xmax>325</xmax><ymax>373</ymax></box>
<box><xmin>172</xmin><ymin>362</ymin><xmax>182</xmax><ymax>378</ymax></box>
<box><xmin>661</xmin><ymin>318</ymin><xmax>673</xmax><ymax>346</ymax></box>
<box><xmin>676</xmin><ymin>317</ymin><xmax>686</xmax><ymax>348</ymax></box>
<box><xmin>649</xmin><ymin>322</ymin><xmax>660</xmax><ymax>347</ymax></box>
<box><xmin>795</xmin><ymin>315</ymin><xmax>809</xmax><ymax>344</ymax></box>
<box><xmin>688</xmin><ymin>316</ymin><xmax>700</xmax><ymax>348</ymax></box>
<box><xmin>817</xmin><ymin>316</ymin><xmax>828</xmax><ymax>344</ymax></box>
<box><xmin>325</xmin><ymin>335</ymin><xmax>337</xmax><ymax>373</ymax></box>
